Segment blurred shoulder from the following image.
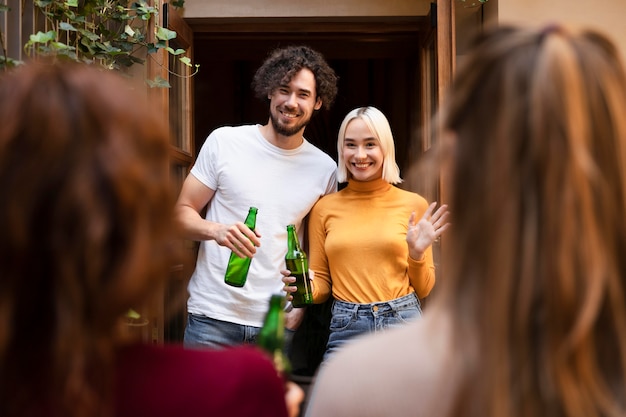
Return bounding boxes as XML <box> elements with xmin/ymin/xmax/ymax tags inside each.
<box><xmin>305</xmin><ymin>310</ymin><xmax>454</xmax><ymax>417</ymax></box>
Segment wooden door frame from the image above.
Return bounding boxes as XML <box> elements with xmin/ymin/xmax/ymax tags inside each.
<box><xmin>434</xmin><ymin>0</ymin><xmax>455</xmax><ymax>282</ymax></box>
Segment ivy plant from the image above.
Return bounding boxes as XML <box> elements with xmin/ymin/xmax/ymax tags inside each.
<box><xmin>0</xmin><ymin>0</ymin><xmax>198</xmax><ymax>87</ymax></box>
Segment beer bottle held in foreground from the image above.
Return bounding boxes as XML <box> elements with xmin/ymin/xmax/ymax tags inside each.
<box><xmin>224</xmin><ymin>207</ymin><xmax>258</xmax><ymax>287</ymax></box>
<box><xmin>257</xmin><ymin>294</ymin><xmax>291</xmax><ymax>376</ymax></box>
<box><xmin>285</xmin><ymin>224</ymin><xmax>313</xmax><ymax>307</ymax></box>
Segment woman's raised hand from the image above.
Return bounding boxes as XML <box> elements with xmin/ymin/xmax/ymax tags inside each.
<box><xmin>406</xmin><ymin>202</ymin><xmax>451</xmax><ymax>260</ymax></box>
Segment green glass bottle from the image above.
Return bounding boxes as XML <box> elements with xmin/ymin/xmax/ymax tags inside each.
<box><xmin>224</xmin><ymin>207</ymin><xmax>258</xmax><ymax>287</ymax></box>
<box><xmin>285</xmin><ymin>224</ymin><xmax>313</xmax><ymax>307</ymax></box>
<box><xmin>257</xmin><ymin>294</ymin><xmax>291</xmax><ymax>376</ymax></box>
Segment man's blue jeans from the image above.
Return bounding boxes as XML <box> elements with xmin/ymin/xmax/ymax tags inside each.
<box><xmin>183</xmin><ymin>313</ymin><xmax>295</xmax><ymax>353</ymax></box>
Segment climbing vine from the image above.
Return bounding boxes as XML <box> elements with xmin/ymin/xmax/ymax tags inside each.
<box><xmin>0</xmin><ymin>0</ymin><xmax>197</xmax><ymax>87</ymax></box>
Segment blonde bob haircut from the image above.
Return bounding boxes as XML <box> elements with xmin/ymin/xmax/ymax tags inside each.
<box><xmin>336</xmin><ymin>106</ymin><xmax>402</xmax><ymax>184</ymax></box>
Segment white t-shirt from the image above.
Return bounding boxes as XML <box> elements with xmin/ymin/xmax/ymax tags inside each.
<box><xmin>187</xmin><ymin>124</ymin><xmax>337</xmax><ymax>327</ymax></box>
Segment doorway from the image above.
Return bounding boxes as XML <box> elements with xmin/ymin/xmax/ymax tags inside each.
<box><xmin>183</xmin><ymin>16</ymin><xmax>433</xmax><ymax>379</ymax></box>
<box><xmin>191</xmin><ymin>17</ymin><xmax>430</xmax><ymax>178</ymax></box>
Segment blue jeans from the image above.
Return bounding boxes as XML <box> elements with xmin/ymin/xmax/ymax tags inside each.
<box><xmin>183</xmin><ymin>313</ymin><xmax>295</xmax><ymax>353</ymax></box>
<box><xmin>324</xmin><ymin>292</ymin><xmax>421</xmax><ymax>361</ymax></box>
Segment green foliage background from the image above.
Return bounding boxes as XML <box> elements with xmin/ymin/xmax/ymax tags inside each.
<box><xmin>0</xmin><ymin>0</ymin><xmax>197</xmax><ymax>87</ymax></box>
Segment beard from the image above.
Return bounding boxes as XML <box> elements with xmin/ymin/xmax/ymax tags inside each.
<box><xmin>269</xmin><ymin>108</ymin><xmax>312</xmax><ymax>137</ymax></box>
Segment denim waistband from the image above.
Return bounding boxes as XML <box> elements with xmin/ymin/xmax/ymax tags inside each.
<box><xmin>332</xmin><ymin>292</ymin><xmax>419</xmax><ymax>316</ymax></box>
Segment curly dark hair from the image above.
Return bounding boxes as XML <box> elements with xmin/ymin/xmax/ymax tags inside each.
<box><xmin>252</xmin><ymin>45</ymin><xmax>338</xmax><ymax>110</ymax></box>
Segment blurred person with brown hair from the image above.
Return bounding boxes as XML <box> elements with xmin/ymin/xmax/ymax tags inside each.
<box><xmin>305</xmin><ymin>24</ymin><xmax>626</xmax><ymax>417</ymax></box>
<box><xmin>0</xmin><ymin>61</ymin><xmax>303</xmax><ymax>417</ymax></box>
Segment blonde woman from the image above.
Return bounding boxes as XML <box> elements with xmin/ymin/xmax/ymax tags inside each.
<box><xmin>284</xmin><ymin>106</ymin><xmax>449</xmax><ymax>360</ymax></box>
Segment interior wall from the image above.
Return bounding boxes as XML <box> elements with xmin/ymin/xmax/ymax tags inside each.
<box><xmin>497</xmin><ymin>0</ymin><xmax>626</xmax><ymax>61</ymax></box>
<box><xmin>182</xmin><ymin>0</ymin><xmax>432</xmax><ymax>18</ymax></box>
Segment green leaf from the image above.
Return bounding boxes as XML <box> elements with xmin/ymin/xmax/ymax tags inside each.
<box><xmin>146</xmin><ymin>43</ymin><xmax>158</xmax><ymax>54</ymax></box>
<box><xmin>179</xmin><ymin>56</ymin><xmax>192</xmax><ymax>67</ymax></box>
<box><xmin>34</xmin><ymin>0</ymin><xmax>53</xmax><ymax>7</ymax></box>
<box><xmin>57</xmin><ymin>49</ymin><xmax>78</xmax><ymax>60</ymax></box>
<box><xmin>171</xmin><ymin>0</ymin><xmax>185</xmax><ymax>8</ymax></box>
<box><xmin>78</xmin><ymin>28</ymin><xmax>100</xmax><ymax>41</ymax></box>
<box><xmin>0</xmin><ymin>4</ymin><xmax>11</xmax><ymax>12</ymax></box>
<box><xmin>0</xmin><ymin>56</ymin><xmax>24</xmax><ymax>68</ymax></box>
<box><xmin>156</xmin><ymin>26</ymin><xmax>177</xmax><ymax>41</ymax></box>
<box><xmin>59</xmin><ymin>22</ymin><xmax>77</xmax><ymax>31</ymax></box>
<box><xmin>96</xmin><ymin>41</ymin><xmax>122</xmax><ymax>54</ymax></box>
<box><xmin>165</xmin><ymin>47</ymin><xmax>185</xmax><ymax>56</ymax></box>
<box><xmin>146</xmin><ymin>76</ymin><xmax>171</xmax><ymax>88</ymax></box>
<box><xmin>124</xmin><ymin>25</ymin><xmax>135</xmax><ymax>37</ymax></box>
<box><xmin>79</xmin><ymin>37</ymin><xmax>97</xmax><ymax>54</ymax></box>
<box><xmin>65</xmin><ymin>0</ymin><xmax>79</xmax><ymax>6</ymax></box>
<box><xmin>134</xmin><ymin>3</ymin><xmax>158</xmax><ymax>20</ymax></box>
<box><xmin>51</xmin><ymin>42</ymin><xmax>73</xmax><ymax>50</ymax></box>
<box><xmin>117</xmin><ymin>55</ymin><xmax>145</xmax><ymax>66</ymax></box>
<box><xmin>29</xmin><ymin>30</ymin><xmax>56</xmax><ymax>44</ymax></box>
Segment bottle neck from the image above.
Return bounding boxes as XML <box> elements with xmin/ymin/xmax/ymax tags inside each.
<box><xmin>244</xmin><ymin>207</ymin><xmax>258</xmax><ymax>228</ymax></box>
<box><xmin>287</xmin><ymin>226</ymin><xmax>301</xmax><ymax>253</ymax></box>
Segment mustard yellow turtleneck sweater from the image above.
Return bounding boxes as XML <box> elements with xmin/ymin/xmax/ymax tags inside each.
<box><xmin>308</xmin><ymin>178</ymin><xmax>436</xmax><ymax>304</ymax></box>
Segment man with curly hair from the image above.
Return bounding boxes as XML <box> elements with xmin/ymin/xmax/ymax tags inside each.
<box><xmin>175</xmin><ymin>45</ymin><xmax>339</xmax><ymax>350</ymax></box>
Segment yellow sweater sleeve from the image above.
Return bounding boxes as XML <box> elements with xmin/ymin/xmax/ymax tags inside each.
<box><xmin>308</xmin><ymin>200</ymin><xmax>333</xmax><ymax>303</ymax></box>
